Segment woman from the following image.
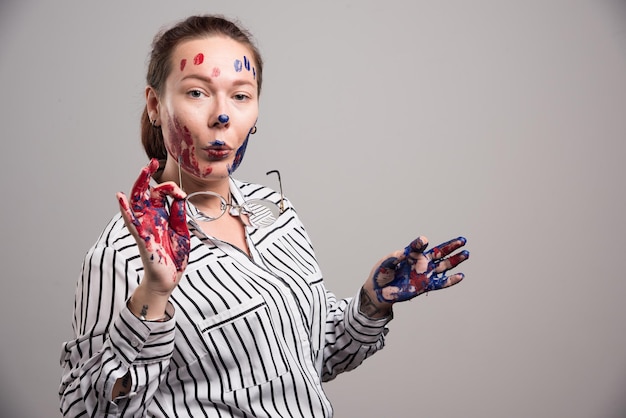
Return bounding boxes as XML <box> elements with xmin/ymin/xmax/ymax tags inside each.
<box><xmin>59</xmin><ymin>15</ymin><xmax>469</xmax><ymax>417</ymax></box>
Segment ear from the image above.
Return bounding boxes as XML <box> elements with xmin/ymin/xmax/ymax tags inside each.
<box><xmin>145</xmin><ymin>86</ymin><xmax>161</xmax><ymax>124</ymax></box>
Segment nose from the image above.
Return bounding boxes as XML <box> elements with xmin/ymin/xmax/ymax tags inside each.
<box><xmin>211</xmin><ymin>113</ymin><xmax>230</xmax><ymax>128</ymax></box>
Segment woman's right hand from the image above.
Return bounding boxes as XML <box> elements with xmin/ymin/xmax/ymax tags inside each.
<box><xmin>117</xmin><ymin>159</ymin><xmax>190</xmax><ymax>297</ymax></box>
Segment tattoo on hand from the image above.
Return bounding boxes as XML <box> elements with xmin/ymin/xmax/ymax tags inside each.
<box><xmin>359</xmin><ymin>287</ymin><xmax>389</xmax><ymax>318</ymax></box>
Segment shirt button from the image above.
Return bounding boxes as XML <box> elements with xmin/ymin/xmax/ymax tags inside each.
<box><xmin>131</xmin><ymin>339</ymin><xmax>140</xmax><ymax>348</ymax></box>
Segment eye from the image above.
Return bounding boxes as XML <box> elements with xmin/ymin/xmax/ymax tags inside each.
<box><xmin>187</xmin><ymin>89</ymin><xmax>205</xmax><ymax>99</ymax></box>
<box><xmin>233</xmin><ymin>93</ymin><xmax>250</xmax><ymax>101</ymax></box>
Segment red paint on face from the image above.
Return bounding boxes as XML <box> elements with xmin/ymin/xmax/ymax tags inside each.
<box><xmin>193</xmin><ymin>53</ymin><xmax>204</xmax><ymax>65</ymax></box>
<box><xmin>211</xmin><ymin>67</ymin><xmax>221</xmax><ymax>77</ymax></box>
<box><xmin>180</xmin><ymin>59</ymin><xmax>187</xmax><ymax>71</ymax></box>
<box><xmin>165</xmin><ymin>116</ymin><xmax>213</xmax><ymax>179</ymax></box>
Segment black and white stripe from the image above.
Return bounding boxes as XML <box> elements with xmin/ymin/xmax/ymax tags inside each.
<box><xmin>59</xmin><ymin>178</ymin><xmax>391</xmax><ymax>417</ymax></box>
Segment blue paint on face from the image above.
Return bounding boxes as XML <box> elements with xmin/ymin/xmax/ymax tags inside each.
<box><xmin>228</xmin><ymin>137</ymin><xmax>249</xmax><ymax>175</ymax></box>
<box><xmin>243</xmin><ymin>56</ymin><xmax>250</xmax><ymax>71</ymax></box>
<box><xmin>234</xmin><ymin>59</ymin><xmax>243</xmax><ymax>72</ymax></box>
<box><xmin>209</xmin><ymin>139</ymin><xmax>225</xmax><ymax>146</ymax></box>
<box><xmin>218</xmin><ymin>114</ymin><xmax>229</xmax><ymax>124</ymax></box>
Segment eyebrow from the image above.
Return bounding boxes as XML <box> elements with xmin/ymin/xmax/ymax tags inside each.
<box><xmin>180</xmin><ymin>73</ymin><xmax>256</xmax><ymax>88</ymax></box>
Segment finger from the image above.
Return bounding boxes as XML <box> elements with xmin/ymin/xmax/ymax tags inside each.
<box><xmin>431</xmin><ymin>272</ymin><xmax>465</xmax><ymax>291</ymax></box>
<box><xmin>169</xmin><ymin>197</ymin><xmax>189</xmax><ymax>238</ymax></box>
<box><xmin>403</xmin><ymin>236</ymin><xmax>429</xmax><ymax>259</ymax></box>
<box><xmin>155</xmin><ymin>181</ymin><xmax>187</xmax><ymax>200</ymax></box>
<box><xmin>434</xmin><ymin>250</ymin><xmax>470</xmax><ymax>274</ymax></box>
<box><xmin>428</xmin><ymin>236</ymin><xmax>467</xmax><ymax>260</ymax></box>
<box><xmin>117</xmin><ymin>192</ymin><xmax>142</xmax><ymax>235</ymax></box>
<box><xmin>152</xmin><ymin>182</ymin><xmax>189</xmax><ymax>238</ymax></box>
<box><xmin>130</xmin><ymin>159</ymin><xmax>160</xmax><ymax>210</ymax></box>
<box><xmin>151</xmin><ymin>181</ymin><xmax>187</xmax><ymax>201</ymax></box>
<box><xmin>373</xmin><ymin>256</ymin><xmax>402</xmax><ymax>287</ymax></box>
<box><xmin>150</xmin><ymin>181</ymin><xmax>186</xmax><ymax>208</ymax></box>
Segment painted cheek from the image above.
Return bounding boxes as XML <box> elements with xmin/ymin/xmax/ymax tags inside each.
<box><xmin>179</xmin><ymin>151</ymin><xmax>196</xmax><ymax>176</ymax></box>
<box><xmin>166</xmin><ymin>116</ymin><xmax>216</xmax><ymax>178</ymax></box>
<box><xmin>228</xmin><ymin>137</ymin><xmax>249</xmax><ymax>174</ymax></box>
<box><xmin>165</xmin><ymin>117</ymin><xmax>196</xmax><ymax>174</ymax></box>
<box><xmin>181</xmin><ymin>125</ymin><xmax>193</xmax><ymax>146</ymax></box>
<box><xmin>164</xmin><ymin>117</ymin><xmax>183</xmax><ymax>158</ymax></box>
<box><xmin>176</xmin><ymin>135</ymin><xmax>212</xmax><ymax>178</ymax></box>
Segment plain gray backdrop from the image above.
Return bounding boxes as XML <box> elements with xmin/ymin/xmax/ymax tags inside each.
<box><xmin>1</xmin><ymin>1</ymin><xmax>625</xmax><ymax>417</ymax></box>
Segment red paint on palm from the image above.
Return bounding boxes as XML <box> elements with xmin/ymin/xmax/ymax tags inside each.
<box><xmin>126</xmin><ymin>159</ymin><xmax>190</xmax><ymax>273</ymax></box>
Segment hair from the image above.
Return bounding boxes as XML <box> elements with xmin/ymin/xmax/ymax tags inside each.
<box><xmin>141</xmin><ymin>15</ymin><xmax>264</xmax><ymax>160</ymax></box>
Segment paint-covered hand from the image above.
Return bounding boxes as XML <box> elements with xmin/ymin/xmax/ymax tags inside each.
<box><xmin>117</xmin><ymin>159</ymin><xmax>190</xmax><ymax>292</ymax></box>
<box><xmin>372</xmin><ymin>236</ymin><xmax>469</xmax><ymax>303</ymax></box>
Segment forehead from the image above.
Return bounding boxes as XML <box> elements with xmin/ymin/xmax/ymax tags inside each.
<box><xmin>171</xmin><ymin>36</ymin><xmax>256</xmax><ymax>72</ymax></box>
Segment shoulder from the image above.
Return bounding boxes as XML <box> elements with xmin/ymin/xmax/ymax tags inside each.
<box><xmin>232</xmin><ymin>178</ymin><xmax>294</xmax><ymax>212</ymax></box>
<box><xmin>234</xmin><ymin>178</ymin><xmax>280</xmax><ymax>200</ymax></box>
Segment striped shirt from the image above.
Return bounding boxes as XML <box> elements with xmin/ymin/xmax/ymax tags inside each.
<box><xmin>59</xmin><ymin>177</ymin><xmax>391</xmax><ymax>417</ymax></box>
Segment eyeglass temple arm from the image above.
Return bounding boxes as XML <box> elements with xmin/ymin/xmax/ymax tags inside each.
<box><xmin>266</xmin><ymin>170</ymin><xmax>285</xmax><ymax>213</ymax></box>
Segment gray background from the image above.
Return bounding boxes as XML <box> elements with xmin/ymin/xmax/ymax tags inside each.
<box><xmin>1</xmin><ymin>1</ymin><xmax>625</xmax><ymax>417</ymax></box>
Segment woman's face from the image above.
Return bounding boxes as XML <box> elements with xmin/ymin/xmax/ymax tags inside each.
<box><xmin>155</xmin><ymin>36</ymin><xmax>259</xmax><ymax>180</ymax></box>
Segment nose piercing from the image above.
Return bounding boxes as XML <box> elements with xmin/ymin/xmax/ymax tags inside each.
<box><xmin>218</xmin><ymin>114</ymin><xmax>229</xmax><ymax>124</ymax></box>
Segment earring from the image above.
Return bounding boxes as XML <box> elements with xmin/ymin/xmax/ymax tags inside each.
<box><xmin>250</xmin><ymin>126</ymin><xmax>257</xmax><ymax>135</ymax></box>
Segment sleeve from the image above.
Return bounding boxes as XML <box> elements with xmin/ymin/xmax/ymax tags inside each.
<box><xmin>320</xmin><ymin>288</ymin><xmax>393</xmax><ymax>382</ymax></box>
<box><xmin>59</xmin><ymin>238</ymin><xmax>176</xmax><ymax>417</ymax></box>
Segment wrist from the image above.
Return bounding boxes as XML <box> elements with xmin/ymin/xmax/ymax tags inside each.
<box><xmin>128</xmin><ymin>284</ymin><xmax>171</xmax><ymax>321</ymax></box>
<box><xmin>358</xmin><ymin>287</ymin><xmax>393</xmax><ymax>319</ymax></box>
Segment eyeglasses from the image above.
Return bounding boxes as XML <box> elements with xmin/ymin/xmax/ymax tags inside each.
<box><xmin>180</xmin><ymin>162</ymin><xmax>285</xmax><ymax>229</ymax></box>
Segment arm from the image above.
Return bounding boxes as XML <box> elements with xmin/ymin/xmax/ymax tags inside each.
<box><xmin>320</xmin><ymin>288</ymin><xmax>392</xmax><ymax>382</ymax></box>
<box><xmin>59</xmin><ymin>159</ymin><xmax>190</xmax><ymax>416</ymax></box>
<box><xmin>59</xmin><ymin>242</ymin><xmax>178</xmax><ymax>416</ymax></box>
<box><xmin>319</xmin><ymin>235</ymin><xmax>469</xmax><ymax>381</ymax></box>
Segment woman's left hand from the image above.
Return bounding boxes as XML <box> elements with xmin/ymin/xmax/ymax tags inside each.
<box><xmin>371</xmin><ymin>236</ymin><xmax>469</xmax><ymax>303</ymax></box>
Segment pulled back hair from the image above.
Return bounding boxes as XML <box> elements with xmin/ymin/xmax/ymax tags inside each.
<box><xmin>141</xmin><ymin>15</ymin><xmax>264</xmax><ymax>160</ymax></box>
